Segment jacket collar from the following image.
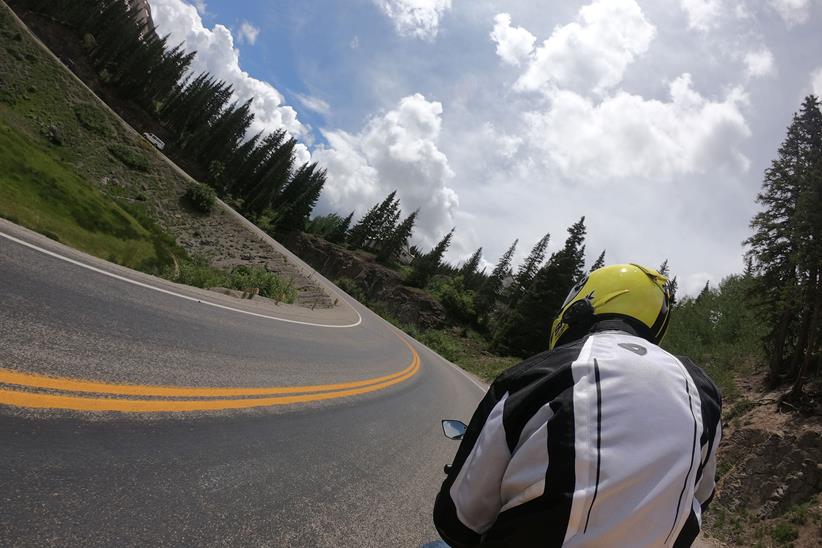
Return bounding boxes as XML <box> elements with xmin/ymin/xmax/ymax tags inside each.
<box><xmin>589</xmin><ymin>318</ymin><xmax>642</xmax><ymax>338</ymax></box>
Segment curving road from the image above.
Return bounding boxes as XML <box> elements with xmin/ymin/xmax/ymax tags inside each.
<box><xmin>0</xmin><ymin>220</ymin><xmax>487</xmax><ymax>546</ymax></box>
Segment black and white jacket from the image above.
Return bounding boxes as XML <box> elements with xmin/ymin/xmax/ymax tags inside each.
<box><xmin>434</xmin><ymin>320</ymin><xmax>722</xmax><ymax>547</ymax></box>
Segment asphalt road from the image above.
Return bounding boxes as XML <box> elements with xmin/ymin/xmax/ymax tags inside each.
<box><xmin>0</xmin><ymin>223</ymin><xmax>487</xmax><ymax>547</ymax></box>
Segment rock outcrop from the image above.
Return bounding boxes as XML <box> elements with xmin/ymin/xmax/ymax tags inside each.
<box><xmin>716</xmin><ymin>426</ymin><xmax>821</xmax><ymax>518</ymax></box>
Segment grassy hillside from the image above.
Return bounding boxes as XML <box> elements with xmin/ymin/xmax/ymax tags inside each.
<box><xmin>0</xmin><ymin>5</ymin><xmax>296</xmax><ymax>304</ymax></box>
<box><xmin>0</xmin><ymin>124</ymin><xmax>178</xmax><ymax>272</ymax></box>
<box><xmin>0</xmin><ymin>6</ymin><xmax>181</xmax><ymax>272</ymax></box>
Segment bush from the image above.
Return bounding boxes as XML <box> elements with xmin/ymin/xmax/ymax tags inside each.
<box><xmin>172</xmin><ymin>256</ymin><xmax>228</xmax><ymax>289</ymax></box>
<box><xmin>430</xmin><ymin>275</ymin><xmax>477</xmax><ymax>324</ymax></box>
<box><xmin>184</xmin><ymin>183</ymin><xmax>216</xmax><ymax>214</ymax></box>
<box><xmin>226</xmin><ymin>265</ymin><xmax>296</xmax><ymax>303</ymax></box>
<box><xmin>108</xmin><ymin>144</ymin><xmax>150</xmax><ymax>171</ymax></box>
<box><xmin>770</xmin><ymin>522</ymin><xmax>799</xmax><ymax>543</ymax></box>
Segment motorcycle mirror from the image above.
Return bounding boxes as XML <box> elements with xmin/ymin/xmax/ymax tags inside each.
<box><xmin>441</xmin><ymin>419</ymin><xmax>467</xmax><ymax>440</ymax></box>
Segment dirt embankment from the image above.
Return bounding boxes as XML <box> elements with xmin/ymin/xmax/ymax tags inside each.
<box><xmin>280</xmin><ymin>232</ymin><xmax>447</xmax><ymax>329</ymax></box>
<box><xmin>703</xmin><ymin>373</ymin><xmax>822</xmax><ymax>546</ymax></box>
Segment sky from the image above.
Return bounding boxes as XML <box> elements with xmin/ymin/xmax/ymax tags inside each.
<box><xmin>148</xmin><ymin>0</ymin><xmax>822</xmax><ymax>296</ymax></box>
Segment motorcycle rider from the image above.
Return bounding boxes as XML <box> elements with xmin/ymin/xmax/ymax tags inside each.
<box><xmin>434</xmin><ymin>263</ymin><xmax>722</xmax><ymax>547</ymax></box>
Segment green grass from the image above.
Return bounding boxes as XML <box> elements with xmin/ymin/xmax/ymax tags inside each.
<box><xmin>0</xmin><ymin>5</ymin><xmax>187</xmax><ymax>276</ymax></box>
<box><xmin>171</xmin><ymin>257</ymin><xmax>296</xmax><ymax>304</ymax></box>
<box><xmin>108</xmin><ymin>143</ymin><xmax>150</xmax><ymax>172</ymax></box>
<box><xmin>0</xmin><ymin>125</ymin><xmax>178</xmax><ymax>273</ymax></box>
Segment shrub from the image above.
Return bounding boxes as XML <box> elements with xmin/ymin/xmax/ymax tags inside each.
<box><xmin>770</xmin><ymin>522</ymin><xmax>799</xmax><ymax>543</ymax></box>
<box><xmin>184</xmin><ymin>183</ymin><xmax>216</xmax><ymax>214</ymax></box>
<box><xmin>172</xmin><ymin>256</ymin><xmax>228</xmax><ymax>289</ymax></box>
<box><xmin>108</xmin><ymin>144</ymin><xmax>150</xmax><ymax>171</ymax></box>
<box><xmin>430</xmin><ymin>275</ymin><xmax>477</xmax><ymax>324</ymax></box>
<box><xmin>334</xmin><ymin>277</ymin><xmax>368</xmax><ymax>303</ymax></box>
<box><xmin>74</xmin><ymin>102</ymin><xmax>110</xmax><ymax>135</ymax></box>
<box><xmin>226</xmin><ymin>265</ymin><xmax>296</xmax><ymax>303</ymax></box>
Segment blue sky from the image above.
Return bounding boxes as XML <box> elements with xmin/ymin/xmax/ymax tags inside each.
<box><xmin>150</xmin><ymin>0</ymin><xmax>822</xmax><ymax>295</ymax></box>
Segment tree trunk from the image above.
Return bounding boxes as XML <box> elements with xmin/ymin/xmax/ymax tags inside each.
<box><xmin>770</xmin><ymin>304</ymin><xmax>794</xmax><ymax>382</ymax></box>
<box><xmin>791</xmin><ymin>271</ymin><xmax>821</xmax><ymax>397</ymax></box>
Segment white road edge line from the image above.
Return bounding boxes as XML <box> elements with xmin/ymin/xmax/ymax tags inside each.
<box><xmin>0</xmin><ymin>231</ymin><xmax>363</xmax><ymax>329</ymax></box>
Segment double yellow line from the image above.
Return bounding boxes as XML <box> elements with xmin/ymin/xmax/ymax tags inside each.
<box><xmin>0</xmin><ymin>340</ymin><xmax>421</xmax><ymax>413</ymax></box>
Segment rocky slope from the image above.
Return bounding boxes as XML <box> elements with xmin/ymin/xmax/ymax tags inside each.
<box><xmin>280</xmin><ymin>232</ymin><xmax>447</xmax><ymax>328</ymax></box>
<box><xmin>703</xmin><ymin>373</ymin><xmax>822</xmax><ymax>546</ymax></box>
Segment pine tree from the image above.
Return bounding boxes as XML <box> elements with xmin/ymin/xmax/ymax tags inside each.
<box><xmin>590</xmin><ymin>250</ymin><xmax>606</xmax><ymax>271</ymax></box>
<box><xmin>328</xmin><ymin>211</ymin><xmax>354</xmax><ymax>244</ymax></box>
<box><xmin>746</xmin><ymin>95</ymin><xmax>822</xmax><ymax>390</ymax></box>
<box><xmin>407</xmin><ymin>229</ymin><xmax>454</xmax><ymax>288</ymax></box>
<box><xmin>378</xmin><ymin>210</ymin><xmax>418</xmax><ymax>264</ymax></box>
<box><xmin>509</xmin><ymin>233</ymin><xmax>550</xmax><ymax>307</ymax></box>
<box><xmin>657</xmin><ymin>259</ymin><xmax>678</xmax><ymax>304</ymax></box>
<box><xmin>476</xmin><ymin>239</ymin><xmax>518</xmax><ymax>317</ymax></box>
<box><xmin>459</xmin><ymin>247</ymin><xmax>484</xmax><ymax>290</ymax></box>
<box><xmin>274</xmin><ymin>167</ymin><xmax>326</xmax><ymax>232</ymax></box>
<box><xmin>244</xmin><ymin>137</ymin><xmax>297</xmax><ymax>215</ymax></box>
<box><xmin>494</xmin><ymin>218</ymin><xmax>587</xmax><ymax>357</ymax></box>
<box><xmin>347</xmin><ymin>191</ymin><xmax>398</xmax><ymax>249</ymax></box>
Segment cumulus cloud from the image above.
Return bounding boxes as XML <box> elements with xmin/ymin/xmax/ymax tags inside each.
<box><xmin>295</xmin><ymin>93</ymin><xmax>331</xmax><ymax>115</ymax></box>
<box><xmin>150</xmin><ymin>0</ymin><xmax>309</xmax><ymax>165</ymax></box>
<box><xmin>373</xmin><ymin>0</ymin><xmax>452</xmax><ymax>40</ymax></box>
<box><xmin>521</xmin><ymin>75</ymin><xmax>751</xmax><ymax>180</ymax></box>
<box><xmin>492</xmin><ymin>0</ymin><xmax>752</xmax><ymax>182</ymax></box>
<box><xmin>769</xmin><ymin>0</ymin><xmax>812</xmax><ymax>26</ymax></box>
<box><xmin>510</xmin><ymin>0</ymin><xmax>655</xmax><ymax>96</ymax></box>
<box><xmin>237</xmin><ymin>21</ymin><xmax>260</xmax><ymax>45</ymax></box>
<box><xmin>680</xmin><ymin>0</ymin><xmax>722</xmax><ymax>31</ymax></box>
<box><xmin>490</xmin><ymin>13</ymin><xmax>535</xmax><ymax>66</ymax></box>
<box><xmin>812</xmin><ymin>67</ymin><xmax>822</xmax><ymax>95</ymax></box>
<box><xmin>313</xmin><ymin>94</ymin><xmax>458</xmax><ymax>248</ymax></box>
<box><xmin>744</xmin><ymin>48</ymin><xmax>776</xmax><ymax>78</ymax></box>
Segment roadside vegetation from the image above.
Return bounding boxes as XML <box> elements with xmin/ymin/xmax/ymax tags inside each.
<box><xmin>171</xmin><ymin>257</ymin><xmax>296</xmax><ymax>304</ymax></box>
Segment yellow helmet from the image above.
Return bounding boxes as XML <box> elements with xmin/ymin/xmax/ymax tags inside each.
<box><xmin>548</xmin><ymin>263</ymin><xmax>673</xmax><ymax>350</ymax></box>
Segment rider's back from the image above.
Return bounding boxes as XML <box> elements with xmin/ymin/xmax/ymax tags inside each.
<box><xmin>435</xmin><ymin>321</ymin><xmax>721</xmax><ymax>547</ymax></box>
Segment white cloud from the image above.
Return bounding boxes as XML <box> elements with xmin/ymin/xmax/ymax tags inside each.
<box><xmin>769</xmin><ymin>0</ymin><xmax>812</xmax><ymax>26</ymax></box>
<box><xmin>512</xmin><ymin>0</ymin><xmax>656</xmax><ymax>96</ymax></box>
<box><xmin>682</xmin><ymin>272</ymin><xmax>716</xmax><ymax>297</ymax></box>
<box><xmin>237</xmin><ymin>21</ymin><xmax>260</xmax><ymax>45</ymax></box>
<box><xmin>150</xmin><ymin>0</ymin><xmax>309</xmax><ymax>165</ymax></box>
<box><xmin>373</xmin><ymin>0</ymin><xmax>452</xmax><ymax>40</ymax></box>
<box><xmin>744</xmin><ymin>48</ymin><xmax>776</xmax><ymax>78</ymax></box>
<box><xmin>295</xmin><ymin>93</ymin><xmax>331</xmax><ymax>115</ymax></box>
<box><xmin>313</xmin><ymin>94</ymin><xmax>458</xmax><ymax>248</ymax></box>
<box><xmin>490</xmin><ymin>13</ymin><xmax>535</xmax><ymax>66</ymax></box>
<box><xmin>812</xmin><ymin>67</ymin><xmax>822</xmax><ymax>95</ymax></box>
<box><xmin>350</xmin><ymin>35</ymin><xmax>360</xmax><ymax>49</ymax></box>
<box><xmin>680</xmin><ymin>0</ymin><xmax>722</xmax><ymax>31</ymax></box>
<box><xmin>192</xmin><ymin>0</ymin><xmax>207</xmax><ymax>15</ymax></box>
<box><xmin>521</xmin><ymin>74</ymin><xmax>751</xmax><ymax>180</ymax></box>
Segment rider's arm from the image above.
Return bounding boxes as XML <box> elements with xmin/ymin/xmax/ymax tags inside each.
<box><xmin>433</xmin><ymin>383</ymin><xmax>512</xmax><ymax>547</ymax></box>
